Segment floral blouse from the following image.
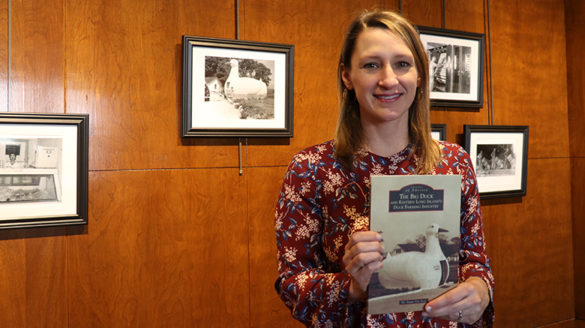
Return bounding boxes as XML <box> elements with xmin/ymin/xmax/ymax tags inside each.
<box><xmin>274</xmin><ymin>140</ymin><xmax>494</xmax><ymax>327</ymax></box>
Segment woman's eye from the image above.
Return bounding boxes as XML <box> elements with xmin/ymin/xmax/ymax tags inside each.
<box><xmin>396</xmin><ymin>61</ymin><xmax>412</xmax><ymax>69</ymax></box>
<box><xmin>362</xmin><ymin>62</ymin><xmax>380</xmax><ymax>69</ymax></box>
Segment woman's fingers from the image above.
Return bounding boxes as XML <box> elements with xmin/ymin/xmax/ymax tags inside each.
<box><xmin>345</xmin><ymin>249</ymin><xmax>384</xmax><ymax>274</ymax></box>
<box><xmin>344</xmin><ymin>231</ymin><xmax>385</xmax><ymax>302</ymax></box>
<box><xmin>423</xmin><ymin>277</ymin><xmax>490</xmax><ymax>324</ymax></box>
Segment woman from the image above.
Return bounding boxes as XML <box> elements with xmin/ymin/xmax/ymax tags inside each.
<box><xmin>275</xmin><ymin>10</ymin><xmax>494</xmax><ymax>327</ymax></box>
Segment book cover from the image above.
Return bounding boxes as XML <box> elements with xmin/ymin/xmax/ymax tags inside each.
<box><xmin>368</xmin><ymin>174</ymin><xmax>461</xmax><ymax>314</ymax></box>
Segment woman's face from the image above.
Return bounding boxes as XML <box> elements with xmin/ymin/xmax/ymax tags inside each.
<box><xmin>342</xmin><ymin>27</ymin><xmax>419</xmax><ymax>128</ymax></box>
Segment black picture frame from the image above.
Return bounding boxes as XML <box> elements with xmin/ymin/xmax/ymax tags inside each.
<box><xmin>464</xmin><ymin>125</ymin><xmax>529</xmax><ymax>199</ymax></box>
<box><xmin>0</xmin><ymin>113</ymin><xmax>89</xmax><ymax>229</ymax></box>
<box><xmin>431</xmin><ymin>123</ymin><xmax>446</xmax><ymax>141</ymax></box>
<box><xmin>418</xmin><ymin>26</ymin><xmax>485</xmax><ymax>108</ymax></box>
<box><xmin>182</xmin><ymin>36</ymin><xmax>294</xmax><ymax>138</ymax></box>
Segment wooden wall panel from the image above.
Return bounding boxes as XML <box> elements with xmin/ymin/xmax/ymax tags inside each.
<box><xmin>566</xmin><ymin>0</ymin><xmax>585</xmax><ymax>158</ymax></box>
<box><xmin>0</xmin><ymin>0</ymin><xmax>69</xmax><ymax>326</ymax></box>
<box><xmin>0</xmin><ymin>227</ymin><xmax>69</xmax><ymax>327</ymax></box>
<box><xmin>490</xmin><ymin>0</ymin><xmax>569</xmax><ymax>159</ymax></box>
<box><xmin>0</xmin><ymin>233</ymin><xmax>26</xmax><ymax>325</ymax></box>
<box><xmin>24</xmin><ymin>228</ymin><xmax>68</xmax><ymax>327</ymax></box>
<box><xmin>430</xmin><ymin>0</ymin><xmax>490</xmax><ymax>144</ymax></box>
<box><xmin>482</xmin><ymin>158</ymin><xmax>574</xmax><ymax>326</ymax></box>
<box><xmin>64</xmin><ymin>0</ymin><xmax>241</xmax><ymax>171</ymax></box>
<box><xmin>10</xmin><ymin>0</ymin><xmax>64</xmax><ymax>113</ymax></box>
<box><xmin>242</xmin><ymin>0</ymin><xmax>389</xmax><ymax>167</ymax></box>
<box><xmin>68</xmin><ymin>169</ymin><xmax>249</xmax><ymax>327</ymax></box>
<box><xmin>572</xmin><ymin>159</ymin><xmax>585</xmax><ymax>319</ymax></box>
<box><xmin>566</xmin><ymin>0</ymin><xmax>585</xmax><ymax>319</ymax></box>
<box><xmin>248</xmin><ymin>166</ymin><xmax>303</xmax><ymax>328</ymax></box>
<box><xmin>401</xmin><ymin>0</ymin><xmax>442</xmax><ymax>27</ymax></box>
<box><xmin>0</xmin><ymin>0</ymin><xmax>7</xmax><ymax>111</ymax></box>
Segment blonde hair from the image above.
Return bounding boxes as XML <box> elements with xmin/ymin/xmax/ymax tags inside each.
<box><xmin>335</xmin><ymin>10</ymin><xmax>440</xmax><ymax>174</ymax></box>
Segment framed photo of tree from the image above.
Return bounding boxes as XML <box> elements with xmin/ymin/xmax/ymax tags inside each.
<box><xmin>182</xmin><ymin>36</ymin><xmax>294</xmax><ymax>137</ymax></box>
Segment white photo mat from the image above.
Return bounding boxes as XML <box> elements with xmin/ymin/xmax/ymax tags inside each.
<box><xmin>418</xmin><ymin>26</ymin><xmax>485</xmax><ymax>108</ymax></box>
<box><xmin>0</xmin><ymin>124</ymin><xmax>78</xmax><ymax>221</ymax></box>
<box><xmin>420</xmin><ymin>33</ymin><xmax>481</xmax><ymax>101</ymax></box>
<box><xmin>191</xmin><ymin>47</ymin><xmax>287</xmax><ymax>130</ymax></box>
<box><xmin>465</xmin><ymin>125</ymin><xmax>529</xmax><ymax>199</ymax></box>
<box><xmin>182</xmin><ymin>36</ymin><xmax>294</xmax><ymax>137</ymax></box>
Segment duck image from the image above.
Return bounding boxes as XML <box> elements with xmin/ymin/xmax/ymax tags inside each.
<box><xmin>224</xmin><ymin>59</ymin><xmax>267</xmax><ymax>100</ymax></box>
<box><xmin>378</xmin><ymin>223</ymin><xmax>450</xmax><ymax>290</ymax></box>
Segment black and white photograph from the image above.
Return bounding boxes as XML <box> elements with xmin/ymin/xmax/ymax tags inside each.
<box><xmin>464</xmin><ymin>125</ymin><xmax>529</xmax><ymax>199</ymax></box>
<box><xmin>1</xmin><ymin>137</ymin><xmax>63</xmax><ymax>203</ymax></box>
<box><xmin>0</xmin><ymin>113</ymin><xmax>89</xmax><ymax>229</ymax></box>
<box><xmin>474</xmin><ymin>144</ymin><xmax>516</xmax><ymax>177</ymax></box>
<box><xmin>418</xmin><ymin>26</ymin><xmax>485</xmax><ymax>108</ymax></box>
<box><xmin>182</xmin><ymin>36</ymin><xmax>294</xmax><ymax>137</ymax></box>
<box><xmin>431</xmin><ymin>123</ymin><xmax>446</xmax><ymax>141</ymax></box>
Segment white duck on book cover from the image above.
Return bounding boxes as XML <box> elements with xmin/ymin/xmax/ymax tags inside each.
<box><xmin>368</xmin><ymin>174</ymin><xmax>461</xmax><ymax>314</ymax></box>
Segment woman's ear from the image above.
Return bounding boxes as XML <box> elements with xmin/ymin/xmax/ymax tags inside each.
<box><xmin>340</xmin><ymin>64</ymin><xmax>353</xmax><ymax>90</ymax></box>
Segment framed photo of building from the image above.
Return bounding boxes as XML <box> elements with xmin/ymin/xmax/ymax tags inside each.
<box><xmin>182</xmin><ymin>36</ymin><xmax>294</xmax><ymax>137</ymax></box>
<box><xmin>464</xmin><ymin>125</ymin><xmax>529</xmax><ymax>199</ymax></box>
<box><xmin>431</xmin><ymin>123</ymin><xmax>446</xmax><ymax>141</ymax></box>
<box><xmin>0</xmin><ymin>113</ymin><xmax>89</xmax><ymax>229</ymax></box>
<box><xmin>418</xmin><ymin>26</ymin><xmax>485</xmax><ymax>108</ymax></box>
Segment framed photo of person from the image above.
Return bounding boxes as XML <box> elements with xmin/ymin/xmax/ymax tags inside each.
<box><xmin>0</xmin><ymin>113</ymin><xmax>89</xmax><ymax>229</ymax></box>
<box><xmin>464</xmin><ymin>125</ymin><xmax>529</xmax><ymax>199</ymax></box>
<box><xmin>431</xmin><ymin>123</ymin><xmax>446</xmax><ymax>141</ymax></box>
<box><xmin>418</xmin><ymin>26</ymin><xmax>485</xmax><ymax>108</ymax></box>
<box><xmin>182</xmin><ymin>36</ymin><xmax>294</xmax><ymax>138</ymax></box>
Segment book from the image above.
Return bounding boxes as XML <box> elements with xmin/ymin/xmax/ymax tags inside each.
<box><xmin>368</xmin><ymin>174</ymin><xmax>461</xmax><ymax>314</ymax></box>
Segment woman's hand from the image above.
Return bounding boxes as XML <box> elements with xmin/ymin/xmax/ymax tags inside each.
<box><xmin>342</xmin><ymin>231</ymin><xmax>385</xmax><ymax>302</ymax></box>
<box><xmin>422</xmin><ymin>276</ymin><xmax>490</xmax><ymax>324</ymax></box>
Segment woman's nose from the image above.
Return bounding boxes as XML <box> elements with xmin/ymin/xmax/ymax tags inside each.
<box><xmin>378</xmin><ymin>65</ymin><xmax>399</xmax><ymax>88</ymax></box>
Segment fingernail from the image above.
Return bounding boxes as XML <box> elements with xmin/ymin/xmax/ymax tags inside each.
<box><xmin>381</xmin><ymin>252</ymin><xmax>388</xmax><ymax>260</ymax></box>
<box><xmin>425</xmin><ymin>306</ymin><xmax>431</xmax><ymax>312</ymax></box>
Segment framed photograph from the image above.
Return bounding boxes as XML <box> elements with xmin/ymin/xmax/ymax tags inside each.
<box><xmin>464</xmin><ymin>125</ymin><xmax>529</xmax><ymax>199</ymax></box>
<box><xmin>431</xmin><ymin>123</ymin><xmax>446</xmax><ymax>141</ymax></box>
<box><xmin>418</xmin><ymin>26</ymin><xmax>485</xmax><ymax>108</ymax></box>
<box><xmin>182</xmin><ymin>36</ymin><xmax>294</xmax><ymax>137</ymax></box>
<box><xmin>0</xmin><ymin>113</ymin><xmax>89</xmax><ymax>229</ymax></box>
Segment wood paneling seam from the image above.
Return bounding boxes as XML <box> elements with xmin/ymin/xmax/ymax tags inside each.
<box><xmin>441</xmin><ymin>0</ymin><xmax>446</xmax><ymax>29</ymax></box>
<box><xmin>486</xmin><ymin>0</ymin><xmax>494</xmax><ymax>125</ymax></box>
<box><xmin>6</xmin><ymin>0</ymin><xmax>10</xmax><ymax>111</ymax></box>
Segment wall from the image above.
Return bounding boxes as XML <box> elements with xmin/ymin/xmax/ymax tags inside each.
<box><xmin>566</xmin><ymin>0</ymin><xmax>585</xmax><ymax>321</ymax></box>
<box><xmin>0</xmin><ymin>0</ymin><xmax>578</xmax><ymax>327</ymax></box>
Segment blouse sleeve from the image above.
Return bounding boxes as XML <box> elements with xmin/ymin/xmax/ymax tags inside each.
<box><xmin>458</xmin><ymin>148</ymin><xmax>496</xmax><ymax>326</ymax></box>
<box><xmin>274</xmin><ymin>153</ymin><xmax>357</xmax><ymax>327</ymax></box>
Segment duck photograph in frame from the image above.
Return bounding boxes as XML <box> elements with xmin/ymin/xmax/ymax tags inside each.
<box><xmin>182</xmin><ymin>36</ymin><xmax>294</xmax><ymax>138</ymax></box>
<box><xmin>431</xmin><ymin>123</ymin><xmax>446</xmax><ymax>141</ymax></box>
<box><xmin>418</xmin><ymin>26</ymin><xmax>485</xmax><ymax>108</ymax></box>
<box><xmin>0</xmin><ymin>113</ymin><xmax>89</xmax><ymax>229</ymax></box>
<box><xmin>464</xmin><ymin>125</ymin><xmax>529</xmax><ymax>199</ymax></box>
